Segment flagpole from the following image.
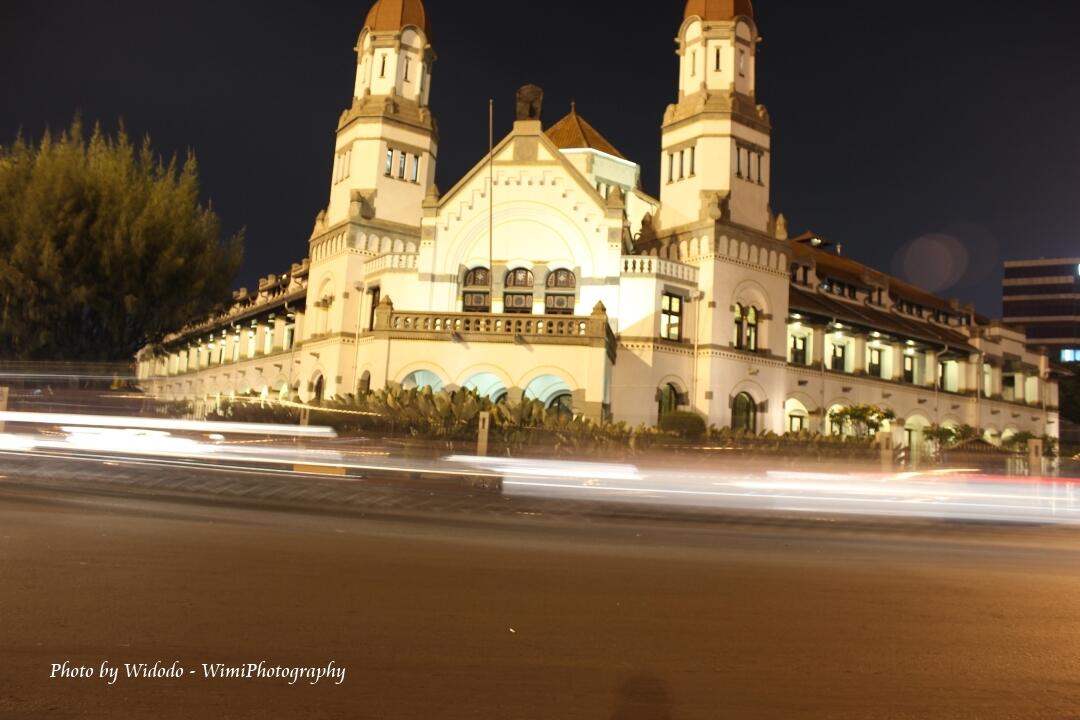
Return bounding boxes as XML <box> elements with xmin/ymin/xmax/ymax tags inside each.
<box><xmin>488</xmin><ymin>98</ymin><xmax>494</xmax><ymax>300</ymax></box>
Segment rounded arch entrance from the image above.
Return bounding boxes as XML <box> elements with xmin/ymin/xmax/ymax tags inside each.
<box><xmin>400</xmin><ymin>370</ymin><xmax>445</xmax><ymax>392</ymax></box>
<box><xmin>461</xmin><ymin>372</ymin><xmax>509</xmax><ymax>402</ymax></box>
<box><xmin>784</xmin><ymin>396</ymin><xmax>811</xmax><ymax>434</ymax></box>
<box><xmin>523</xmin><ymin>374</ymin><xmax>573</xmax><ymax>411</ymax></box>
<box><xmin>732</xmin><ymin>392</ymin><xmax>757</xmax><ymax>434</ymax></box>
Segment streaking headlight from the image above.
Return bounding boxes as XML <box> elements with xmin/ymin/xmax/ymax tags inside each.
<box><xmin>0</xmin><ymin>433</ymin><xmax>37</xmax><ymax>451</ymax></box>
<box><xmin>60</xmin><ymin>427</ymin><xmax>211</xmax><ymax>456</ymax></box>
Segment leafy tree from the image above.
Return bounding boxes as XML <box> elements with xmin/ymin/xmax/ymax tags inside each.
<box><xmin>1003</xmin><ymin>431</ymin><xmax>1036</xmax><ymax>453</ymax></box>
<box><xmin>924</xmin><ymin>423</ymin><xmax>982</xmax><ymax>450</ymax></box>
<box><xmin>0</xmin><ymin>119</ymin><xmax>243</xmax><ymax>361</ymax></box>
<box><xmin>828</xmin><ymin>404</ymin><xmax>896</xmax><ymax>438</ymax></box>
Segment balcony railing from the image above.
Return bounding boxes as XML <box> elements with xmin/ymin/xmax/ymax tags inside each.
<box><xmin>621</xmin><ymin>256</ymin><xmax>699</xmax><ymax>284</ymax></box>
<box><xmin>372</xmin><ymin>299</ymin><xmax>617</xmax><ymax>363</ymax></box>
<box><xmin>364</xmin><ymin>253</ymin><xmax>419</xmax><ymax>275</ymax></box>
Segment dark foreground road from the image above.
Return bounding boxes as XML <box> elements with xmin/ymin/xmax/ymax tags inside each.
<box><xmin>2</xmin><ymin>481</ymin><xmax>1080</xmax><ymax>719</ymax></box>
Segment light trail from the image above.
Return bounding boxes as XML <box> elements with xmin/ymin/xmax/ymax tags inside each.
<box><xmin>0</xmin><ymin>411</ymin><xmax>336</xmax><ymax>437</ymax></box>
<box><xmin>1</xmin><ymin>411</ymin><xmax>1078</xmax><ymax>526</ymax></box>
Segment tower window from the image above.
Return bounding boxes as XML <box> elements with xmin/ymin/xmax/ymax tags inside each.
<box><xmin>715</xmin><ymin>48</ymin><xmax>721</xmax><ymax>71</ymax></box>
<box><xmin>736</xmin><ymin>148</ymin><xmax>743</xmax><ymax>178</ymax></box>
<box><xmin>368</xmin><ymin>287</ymin><xmax>381</xmax><ymax>330</ymax></box>
<box><xmin>678</xmin><ymin>150</ymin><xmax>685</xmax><ymax>180</ymax></box>
<box><xmin>398</xmin><ymin>152</ymin><xmax>407</xmax><ymax>179</ymax></box>
<box><xmin>690</xmin><ymin>51</ymin><xmax>696</xmax><ymax>77</ymax></box>
<box><xmin>410</xmin><ymin>154</ymin><xmax>420</xmax><ymax>183</ymax></box>
<box><xmin>668</xmin><ymin>153</ymin><xmax>674</xmax><ymax>184</ymax></box>
<box><xmin>660</xmin><ymin>293</ymin><xmax>683</xmax><ymax>342</ymax></box>
<box><xmin>745</xmin><ymin>307</ymin><xmax>758</xmax><ymax>352</ymax></box>
<box><xmin>385</xmin><ymin>149</ymin><xmax>393</xmax><ymax>177</ymax></box>
<box><xmin>689</xmin><ymin>146</ymin><xmax>696</xmax><ymax>176</ymax></box>
<box><xmin>379</xmin><ymin>54</ymin><xmax>387</xmax><ymax>78</ymax></box>
<box><xmin>738</xmin><ymin>50</ymin><xmax>746</xmax><ymax>77</ymax></box>
<box><xmin>404</xmin><ymin>58</ymin><xmax>411</xmax><ymax>82</ymax></box>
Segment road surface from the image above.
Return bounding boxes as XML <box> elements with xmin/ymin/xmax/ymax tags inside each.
<box><xmin>2</xmin><ymin>478</ymin><xmax>1080</xmax><ymax>719</ymax></box>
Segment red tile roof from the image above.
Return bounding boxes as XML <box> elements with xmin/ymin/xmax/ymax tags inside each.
<box><xmin>545</xmin><ymin>104</ymin><xmax>625</xmax><ymax>159</ymax></box>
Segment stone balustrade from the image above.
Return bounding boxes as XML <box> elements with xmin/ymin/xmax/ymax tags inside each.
<box><xmin>364</xmin><ymin>253</ymin><xmax>419</xmax><ymax>275</ymax></box>
<box><xmin>621</xmin><ymin>256</ymin><xmax>699</xmax><ymax>284</ymax></box>
<box><xmin>372</xmin><ymin>299</ymin><xmax>617</xmax><ymax>363</ymax></box>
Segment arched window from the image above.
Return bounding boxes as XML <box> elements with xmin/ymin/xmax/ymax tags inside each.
<box><xmin>545</xmin><ymin>269</ymin><xmax>576</xmax><ymax>315</ymax></box>
<box><xmin>506</xmin><ymin>268</ymin><xmax>534</xmax><ymax>287</ymax></box>
<box><xmin>732</xmin><ymin>392</ymin><xmax>757</xmax><ymax>434</ymax></box>
<box><xmin>733</xmin><ymin>304</ymin><xmax>745</xmax><ymax>349</ymax></box>
<box><xmin>504</xmin><ymin>268</ymin><xmax>535</xmax><ymax>314</ymax></box>
<box><xmin>734</xmin><ymin>304</ymin><xmax>761</xmax><ymax>352</ymax></box>
<box><xmin>746</xmin><ymin>306</ymin><xmax>759</xmax><ymax>352</ymax></box>
<box><xmin>463</xmin><ymin>267</ymin><xmax>491</xmax><ymax>312</ymax></box>
<box><xmin>657</xmin><ymin>383</ymin><xmax>679</xmax><ymax>421</ymax></box>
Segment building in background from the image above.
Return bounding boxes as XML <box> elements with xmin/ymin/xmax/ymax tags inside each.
<box><xmin>1002</xmin><ymin>258</ymin><xmax>1080</xmax><ymax>362</ymax></box>
<box><xmin>137</xmin><ymin>0</ymin><xmax>1060</xmax><ymax>452</ymax></box>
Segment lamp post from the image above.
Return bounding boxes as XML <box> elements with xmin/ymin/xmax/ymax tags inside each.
<box><xmin>690</xmin><ymin>291</ymin><xmax>706</xmax><ymax>414</ymax></box>
<box><xmin>353</xmin><ymin>281</ymin><xmax>366</xmax><ymax>397</ymax></box>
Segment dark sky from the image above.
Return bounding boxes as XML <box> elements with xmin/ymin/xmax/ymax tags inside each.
<box><xmin>2</xmin><ymin>1</ymin><xmax>1078</xmax><ymax>316</ymax></box>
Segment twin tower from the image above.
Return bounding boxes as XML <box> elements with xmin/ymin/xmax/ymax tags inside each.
<box><xmin>319</xmin><ymin>0</ymin><xmax>772</xmax><ymax>241</ymax></box>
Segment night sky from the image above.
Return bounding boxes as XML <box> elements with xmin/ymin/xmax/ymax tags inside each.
<box><xmin>2</xmin><ymin>1</ymin><xmax>1078</xmax><ymax>316</ymax></box>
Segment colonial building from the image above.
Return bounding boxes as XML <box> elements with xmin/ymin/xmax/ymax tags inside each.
<box><xmin>137</xmin><ymin>0</ymin><xmax>1059</xmax><ymax>451</ymax></box>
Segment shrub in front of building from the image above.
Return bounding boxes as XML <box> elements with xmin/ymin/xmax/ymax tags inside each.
<box><xmin>658</xmin><ymin>411</ymin><xmax>707</xmax><ymax>440</ymax></box>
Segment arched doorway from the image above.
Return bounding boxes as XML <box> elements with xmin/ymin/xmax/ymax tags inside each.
<box><xmin>904</xmin><ymin>414</ymin><xmax>931</xmax><ymax>464</ymax></box>
<box><xmin>657</xmin><ymin>383</ymin><xmax>679</xmax><ymax>422</ymax></box>
<box><xmin>401</xmin><ymin>370</ymin><xmax>444</xmax><ymax>392</ymax></box>
<box><xmin>523</xmin><ymin>374</ymin><xmax>573</xmax><ymax>407</ymax></box>
<box><xmin>784</xmin><ymin>397</ymin><xmax>809</xmax><ymax>434</ymax></box>
<box><xmin>312</xmin><ymin>375</ymin><xmax>325</xmax><ymax>404</ymax></box>
<box><xmin>732</xmin><ymin>392</ymin><xmax>757</xmax><ymax>434</ymax></box>
<box><xmin>462</xmin><ymin>372</ymin><xmax>508</xmax><ymax>401</ymax></box>
<box><xmin>357</xmin><ymin>370</ymin><xmax>371</xmax><ymax>395</ymax></box>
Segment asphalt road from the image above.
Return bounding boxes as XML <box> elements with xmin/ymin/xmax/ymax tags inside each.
<box><xmin>2</xmin><ymin>480</ymin><xmax>1080</xmax><ymax>719</ymax></box>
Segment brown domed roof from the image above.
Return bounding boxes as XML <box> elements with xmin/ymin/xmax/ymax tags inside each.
<box><xmin>364</xmin><ymin>0</ymin><xmax>430</xmax><ymax>37</ymax></box>
<box><xmin>684</xmin><ymin>0</ymin><xmax>754</xmax><ymax>22</ymax></box>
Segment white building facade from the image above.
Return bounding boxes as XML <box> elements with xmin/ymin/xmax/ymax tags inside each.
<box><xmin>137</xmin><ymin>0</ymin><xmax>1060</xmax><ymax>450</ymax></box>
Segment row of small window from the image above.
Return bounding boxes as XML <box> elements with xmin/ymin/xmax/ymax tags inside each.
<box><xmin>463</xmin><ymin>267</ymin><xmax>577</xmax><ymax>290</ymax></box>
<box><xmin>667</xmin><ymin>146</ymin><xmax>696</xmax><ymax>183</ymax></box>
<box><xmin>374</xmin><ymin>53</ymin><xmax>423</xmax><ymax>87</ymax></box>
<box><xmin>333</xmin><ymin>148</ymin><xmax>352</xmax><ymax>185</ymax></box>
<box><xmin>462</xmin><ymin>267</ymin><xmax>577</xmax><ymax>315</ymax></box>
<box><xmin>385</xmin><ymin>148</ymin><xmax>422</xmax><ymax>183</ymax></box>
<box><xmin>735</xmin><ymin>146</ymin><xmax>765</xmax><ymax>184</ymax></box>
<box><xmin>463</xmin><ymin>292</ymin><xmax>576</xmax><ymax>315</ymax></box>
<box><xmin>687</xmin><ymin>47</ymin><xmax>747</xmax><ymax>78</ymax></box>
<box><xmin>659</xmin><ymin>298</ymin><xmax>761</xmax><ymax>347</ymax></box>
